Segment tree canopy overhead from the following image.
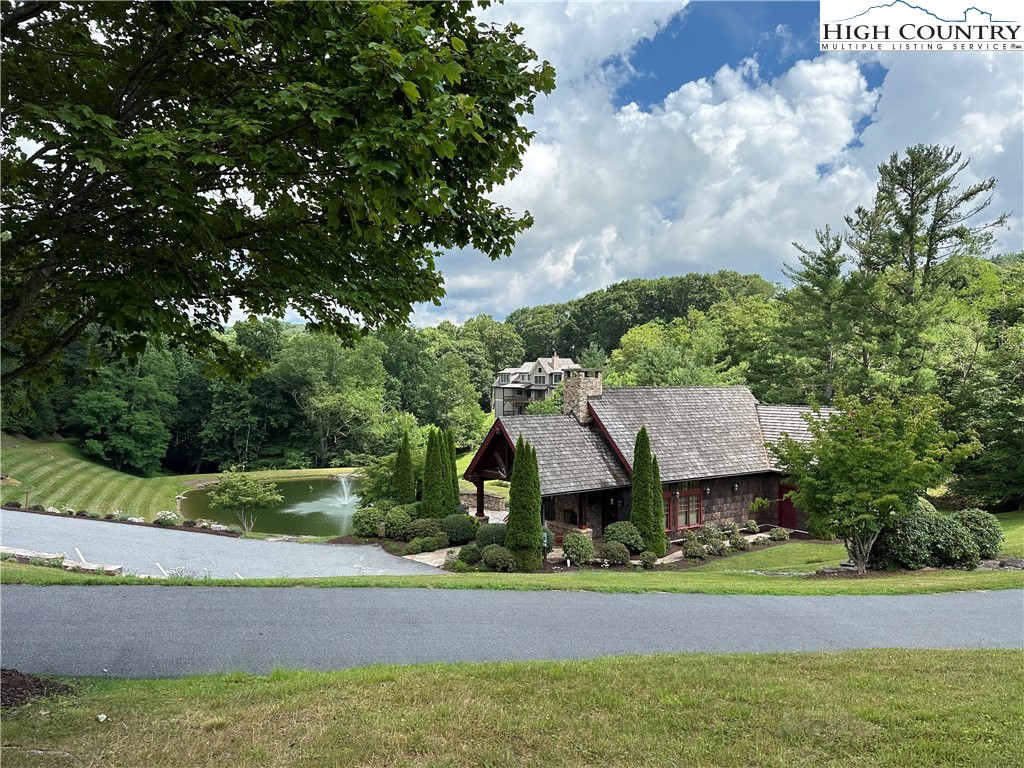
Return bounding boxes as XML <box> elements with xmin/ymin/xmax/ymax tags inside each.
<box><xmin>0</xmin><ymin>0</ymin><xmax>555</xmax><ymax>382</ymax></box>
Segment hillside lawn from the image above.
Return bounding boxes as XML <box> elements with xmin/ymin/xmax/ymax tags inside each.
<box><xmin>1</xmin><ymin>649</ymin><xmax>1021</xmax><ymax>767</ymax></box>
<box><xmin>0</xmin><ymin>435</ymin><xmax>501</xmax><ymax>518</ymax></box>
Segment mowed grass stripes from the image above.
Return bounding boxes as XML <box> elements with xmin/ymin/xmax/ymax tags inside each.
<box><xmin>0</xmin><ymin>439</ymin><xmax>189</xmax><ymax>518</ymax></box>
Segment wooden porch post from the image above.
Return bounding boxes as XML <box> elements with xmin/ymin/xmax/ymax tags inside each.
<box><xmin>474</xmin><ymin>477</ymin><xmax>486</xmax><ymax>519</ymax></box>
<box><xmin>578</xmin><ymin>492</ymin><xmax>587</xmax><ymax>530</ymax></box>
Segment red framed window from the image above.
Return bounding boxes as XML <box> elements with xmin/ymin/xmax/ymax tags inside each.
<box><xmin>663</xmin><ymin>481</ymin><xmax>702</xmax><ymax>532</ymax></box>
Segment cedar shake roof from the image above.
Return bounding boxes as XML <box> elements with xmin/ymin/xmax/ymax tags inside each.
<box><xmin>588</xmin><ymin>386</ymin><xmax>771</xmax><ymax>482</ymax></box>
<box><xmin>756</xmin><ymin>404</ymin><xmax>839</xmax><ymax>469</ymax></box>
<box><xmin>498</xmin><ymin>414</ymin><xmax>630</xmax><ymax>496</ymax></box>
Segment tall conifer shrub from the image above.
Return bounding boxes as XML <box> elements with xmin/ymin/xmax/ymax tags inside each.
<box><xmin>422</xmin><ymin>429</ymin><xmax>447</xmax><ymax>518</ymax></box>
<box><xmin>506</xmin><ymin>436</ymin><xmax>543</xmax><ymax>572</ymax></box>
<box><xmin>394</xmin><ymin>429</ymin><xmax>416</xmax><ymax>504</ymax></box>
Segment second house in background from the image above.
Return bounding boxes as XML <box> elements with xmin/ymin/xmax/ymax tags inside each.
<box><xmin>491</xmin><ymin>355</ymin><xmax>577</xmax><ymax>416</ymax></box>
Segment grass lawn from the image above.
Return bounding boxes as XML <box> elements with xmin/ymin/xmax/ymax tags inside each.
<box><xmin>0</xmin><ymin>435</ymin><xmax>352</xmax><ymax>520</ymax></box>
<box><xmin>996</xmin><ymin>511</ymin><xmax>1024</xmax><ymax>558</ymax></box>
<box><xmin>1</xmin><ymin>650</ymin><xmax>1020</xmax><ymax>767</ymax></box>
<box><xmin>691</xmin><ymin>541</ymin><xmax>846</xmax><ymax>573</ymax></box>
<box><xmin>3</xmin><ymin>558</ymin><xmax>1021</xmax><ymax>594</ymax></box>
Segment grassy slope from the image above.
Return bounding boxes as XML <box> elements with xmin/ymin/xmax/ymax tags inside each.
<box><xmin>996</xmin><ymin>511</ymin><xmax>1024</xmax><ymax>557</ymax></box>
<box><xmin>1</xmin><ymin>650</ymin><xmax>1021</xmax><ymax>768</ymax></box>
<box><xmin>0</xmin><ymin>436</ymin><xmax>352</xmax><ymax>520</ymax></box>
<box><xmin>3</xmin><ymin>559</ymin><xmax>1021</xmax><ymax>594</ymax></box>
<box><xmin>456</xmin><ymin>449</ymin><xmax>509</xmax><ymax>498</ymax></box>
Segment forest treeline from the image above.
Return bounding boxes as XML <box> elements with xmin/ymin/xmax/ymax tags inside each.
<box><xmin>1</xmin><ymin>145</ymin><xmax>1021</xmax><ymax>508</ymax></box>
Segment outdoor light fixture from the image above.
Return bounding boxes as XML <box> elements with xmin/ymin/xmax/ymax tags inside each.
<box><xmin>732</xmin><ymin>483</ymin><xmax>740</xmax><ymax>493</ymax></box>
<box><xmin>704</xmin><ymin>486</ymin><xmax>711</xmax><ymax>497</ymax></box>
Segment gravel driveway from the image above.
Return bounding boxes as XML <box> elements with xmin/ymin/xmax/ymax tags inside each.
<box><xmin>0</xmin><ymin>509</ymin><xmax>439</xmax><ymax>578</ymax></box>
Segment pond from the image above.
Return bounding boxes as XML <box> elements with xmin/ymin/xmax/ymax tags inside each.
<box><xmin>180</xmin><ymin>476</ymin><xmax>360</xmax><ymax>537</ymax></box>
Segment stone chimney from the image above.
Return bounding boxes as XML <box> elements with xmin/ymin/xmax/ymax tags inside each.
<box><xmin>552</xmin><ymin>351</ymin><xmax>560</xmax><ymax>370</ymax></box>
<box><xmin>563</xmin><ymin>368</ymin><xmax>603</xmax><ymax>424</ymax></box>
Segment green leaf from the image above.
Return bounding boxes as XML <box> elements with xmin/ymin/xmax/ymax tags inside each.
<box><xmin>401</xmin><ymin>80</ymin><xmax>420</xmax><ymax>103</ymax></box>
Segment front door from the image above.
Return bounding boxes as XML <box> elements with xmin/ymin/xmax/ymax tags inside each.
<box><xmin>778</xmin><ymin>484</ymin><xmax>797</xmax><ymax>528</ymax></box>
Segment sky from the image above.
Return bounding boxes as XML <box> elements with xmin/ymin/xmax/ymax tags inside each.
<box><xmin>411</xmin><ymin>0</ymin><xmax>1024</xmax><ymax>325</ymax></box>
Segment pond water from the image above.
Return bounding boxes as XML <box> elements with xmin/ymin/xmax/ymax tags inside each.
<box><xmin>180</xmin><ymin>476</ymin><xmax>360</xmax><ymax>536</ymax></box>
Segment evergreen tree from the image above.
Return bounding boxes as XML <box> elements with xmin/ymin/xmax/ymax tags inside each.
<box><xmin>422</xmin><ymin>429</ymin><xmax>447</xmax><ymax>518</ymax></box>
<box><xmin>506</xmin><ymin>436</ymin><xmax>543</xmax><ymax>571</ymax></box>
<box><xmin>629</xmin><ymin>426</ymin><xmax>655</xmax><ymax>547</ymax></box>
<box><xmin>647</xmin><ymin>454</ymin><xmax>667</xmax><ymax>557</ymax></box>
<box><xmin>394</xmin><ymin>429</ymin><xmax>416</xmax><ymax>504</ymax></box>
<box><xmin>445</xmin><ymin>428</ymin><xmax>460</xmax><ymax>509</ymax></box>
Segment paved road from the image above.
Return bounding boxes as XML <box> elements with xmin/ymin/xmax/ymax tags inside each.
<box><xmin>0</xmin><ymin>509</ymin><xmax>438</xmax><ymax>578</ymax></box>
<box><xmin>2</xmin><ymin>587</ymin><xmax>1021</xmax><ymax>677</ymax></box>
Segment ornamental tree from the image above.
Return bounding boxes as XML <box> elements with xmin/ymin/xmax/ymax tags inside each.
<box><xmin>421</xmin><ymin>428</ymin><xmax>447</xmax><ymax>519</ymax></box>
<box><xmin>0</xmin><ymin>2</ymin><xmax>555</xmax><ymax>382</ymax></box>
<box><xmin>771</xmin><ymin>395</ymin><xmax>979</xmax><ymax>574</ymax></box>
<box><xmin>394</xmin><ymin>429</ymin><xmax>416</xmax><ymax>505</ymax></box>
<box><xmin>208</xmin><ymin>468</ymin><xmax>283</xmax><ymax>534</ymax></box>
<box><xmin>629</xmin><ymin>427</ymin><xmax>659</xmax><ymax>551</ymax></box>
<box><xmin>445</xmin><ymin>428</ymin><xmax>460</xmax><ymax>510</ymax></box>
<box><xmin>506</xmin><ymin>436</ymin><xmax>543</xmax><ymax>572</ymax></box>
<box><xmin>646</xmin><ymin>453</ymin><xmax>667</xmax><ymax>557</ymax></box>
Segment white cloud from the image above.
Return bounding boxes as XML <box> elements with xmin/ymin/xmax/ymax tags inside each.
<box><xmin>416</xmin><ymin>2</ymin><xmax>1024</xmax><ymax>325</ymax></box>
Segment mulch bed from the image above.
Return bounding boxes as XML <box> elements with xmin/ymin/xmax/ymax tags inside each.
<box><xmin>1</xmin><ymin>669</ymin><xmax>73</xmax><ymax>710</ymax></box>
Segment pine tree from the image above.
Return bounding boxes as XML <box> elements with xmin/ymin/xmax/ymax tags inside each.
<box><xmin>422</xmin><ymin>429</ymin><xmax>447</xmax><ymax>518</ymax></box>
<box><xmin>445</xmin><ymin>428</ymin><xmax>460</xmax><ymax>510</ymax></box>
<box><xmin>437</xmin><ymin>427</ymin><xmax>453</xmax><ymax>513</ymax></box>
<box><xmin>630</xmin><ymin>426</ymin><xmax>656</xmax><ymax>550</ymax></box>
<box><xmin>506</xmin><ymin>436</ymin><xmax>543</xmax><ymax>571</ymax></box>
<box><xmin>647</xmin><ymin>454</ymin><xmax>667</xmax><ymax>557</ymax></box>
<box><xmin>394</xmin><ymin>429</ymin><xmax>416</xmax><ymax>504</ymax></box>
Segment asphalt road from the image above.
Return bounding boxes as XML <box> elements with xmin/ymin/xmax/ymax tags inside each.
<box><xmin>0</xmin><ymin>509</ymin><xmax>438</xmax><ymax>578</ymax></box>
<box><xmin>2</xmin><ymin>587</ymin><xmax>1021</xmax><ymax>678</ymax></box>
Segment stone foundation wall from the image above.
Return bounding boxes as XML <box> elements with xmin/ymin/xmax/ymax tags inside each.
<box><xmin>461</xmin><ymin>491</ymin><xmax>506</xmax><ymax>513</ymax></box>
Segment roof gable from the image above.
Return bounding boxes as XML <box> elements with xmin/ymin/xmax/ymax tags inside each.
<box><xmin>756</xmin><ymin>404</ymin><xmax>839</xmax><ymax>469</ymax></box>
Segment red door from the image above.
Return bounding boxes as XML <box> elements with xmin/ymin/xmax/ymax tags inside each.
<box><xmin>778</xmin><ymin>484</ymin><xmax>797</xmax><ymax>528</ymax></box>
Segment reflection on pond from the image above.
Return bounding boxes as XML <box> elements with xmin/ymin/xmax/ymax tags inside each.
<box><xmin>180</xmin><ymin>476</ymin><xmax>359</xmax><ymax>536</ymax></box>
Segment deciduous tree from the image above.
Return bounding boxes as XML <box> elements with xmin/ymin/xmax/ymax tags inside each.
<box><xmin>208</xmin><ymin>469</ymin><xmax>284</xmax><ymax>534</ymax></box>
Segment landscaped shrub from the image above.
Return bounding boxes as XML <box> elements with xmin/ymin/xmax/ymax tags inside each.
<box><xmin>869</xmin><ymin>511</ymin><xmax>933</xmax><ymax>571</ymax></box>
<box><xmin>745</xmin><ymin>519</ymin><xmax>760</xmax><ymax>533</ymax></box>
<box><xmin>183</xmin><ymin>519</ymin><xmax>197</xmax><ymax>527</ymax></box>
<box><xmin>682</xmin><ymin>539</ymin><xmax>706</xmax><ymax>559</ymax></box>
<box><xmin>600</xmin><ymin>540</ymin><xmax>631</xmax><ymax>565</ymax></box>
<box><xmin>29</xmin><ymin>504</ymin><xmax>44</xmax><ymax>511</ymax></box>
<box><xmin>678</xmin><ymin>528</ymin><xmax>698</xmax><ymax>543</ymax></box>
<box><xmin>638</xmin><ymin>551</ymin><xmax>658</xmax><ymax>570</ymax></box>
<box><xmin>384</xmin><ymin>509</ymin><xmax>412</xmax><ymax>541</ymax></box>
<box><xmin>950</xmin><ymin>508</ymin><xmax>1004</xmax><ymax>559</ymax></box>
<box><xmin>352</xmin><ymin>508</ymin><xmax>387</xmax><ymax>538</ymax></box>
<box><xmin>394</xmin><ymin>502</ymin><xmax>423</xmax><ymax>520</ymax></box>
<box><xmin>75</xmin><ymin>509</ymin><xmax>89</xmax><ymax>517</ymax></box>
<box><xmin>6</xmin><ymin>501</ymin><xmax>22</xmax><ymax>509</ymax></box>
<box><xmin>562</xmin><ymin>532</ymin><xmax>594</xmax><ymax>565</ymax></box>
<box><xmin>480</xmin><ymin>544</ymin><xmax>516</xmax><ymax>572</ymax></box>
<box><xmin>769</xmin><ymin>526</ymin><xmax>790</xmax><ymax>541</ymax></box>
<box><xmin>458</xmin><ymin>542</ymin><xmax>482</xmax><ymax>565</ymax></box>
<box><xmin>926</xmin><ymin>515</ymin><xmax>980</xmax><ymax>570</ymax></box>
<box><xmin>729</xmin><ymin>534</ymin><xmax>752</xmax><ymax>551</ymax></box>
<box><xmin>403</xmin><ymin>534</ymin><xmax>451</xmax><ymax>556</ymax></box>
<box><xmin>475</xmin><ymin>522</ymin><xmax>507</xmax><ymax>549</ymax></box>
<box><xmin>154</xmin><ymin>510</ymin><xmax>181</xmax><ymax>526</ymax></box>
<box><xmin>719</xmin><ymin>521</ymin><xmax>740</xmax><ymax>536</ymax></box>
<box><xmin>913</xmin><ymin>496</ymin><xmax>938</xmax><ymax>515</ymax></box>
<box><xmin>698</xmin><ymin>523</ymin><xmax>723</xmax><ymax>544</ymax></box>
<box><xmin>442</xmin><ymin>513</ymin><xmax>478</xmax><ymax>545</ymax></box>
<box><xmin>603</xmin><ymin>521</ymin><xmax>645</xmax><ymax>553</ymax></box>
<box><xmin>704</xmin><ymin>539</ymin><xmax>727</xmax><ymax>556</ymax></box>
<box><xmin>408</xmin><ymin>517</ymin><xmax>443</xmax><ymax>540</ymax></box>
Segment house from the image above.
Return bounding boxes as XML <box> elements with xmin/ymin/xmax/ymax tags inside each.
<box><xmin>491</xmin><ymin>354</ymin><xmax>577</xmax><ymax>416</ymax></box>
<box><xmin>465</xmin><ymin>369</ymin><xmax>830</xmax><ymax>540</ymax></box>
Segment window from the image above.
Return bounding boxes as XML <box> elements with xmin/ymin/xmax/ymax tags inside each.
<box><xmin>534</xmin><ymin>375</ymin><xmax>546</xmax><ymax>385</ymax></box>
<box><xmin>663</xmin><ymin>481</ymin><xmax>702</xmax><ymax>532</ymax></box>
<box><xmin>520</xmin><ymin>373</ymin><xmax>529</xmax><ymax>382</ymax></box>
<box><xmin>499</xmin><ymin>374</ymin><xmax>510</xmax><ymax>384</ymax></box>
<box><xmin>552</xmin><ymin>373</ymin><xmax>562</xmax><ymax>383</ymax></box>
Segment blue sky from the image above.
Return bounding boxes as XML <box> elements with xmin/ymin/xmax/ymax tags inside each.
<box><xmin>403</xmin><ymin>1</ymin><xmax>1023</xmax><ymax>325</ymax></box>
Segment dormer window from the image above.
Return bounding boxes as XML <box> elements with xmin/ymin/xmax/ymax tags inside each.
<box><xmin>520</xmin><ymin>373</ymin><xmax>529</xmax><ymax>382</ymax></box>
<box><xmin>552</xmin><ymin>373</ymin><xmax>562</xmax><ymax>383</ymax></box>
<box><xmin>499</xmin><ymin>374</ymin><xmax>510</xmax><ymax>384</ymax></box>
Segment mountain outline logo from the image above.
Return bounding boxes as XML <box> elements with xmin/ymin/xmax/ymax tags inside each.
<box><xmin>828</xmin><ymin>1</ymin><xmax>1017</xmax><ymax>24</ymax></box>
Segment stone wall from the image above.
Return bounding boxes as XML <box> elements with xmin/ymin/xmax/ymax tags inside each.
<box><xmin>562</xmin><ymin>370</ymin><xmax>603</xmax><ymax>424</ymax></box>
<box><xmin>460</xmin><ymin>491</ymin><xmax>506</xmax><ymax>513</ymax></box>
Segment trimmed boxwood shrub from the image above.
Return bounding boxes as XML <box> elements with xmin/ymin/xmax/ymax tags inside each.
<box><xmin>603</xmin><ymin>521</ymin><xmax>645</xmax><ymax>554</ymax></box>
<box><xmin>729</xmin><ymin>534</ymin><xmax>752</xmax><ymax>551</ymax></box>
<box><xmin>442</xmin><ymin>513</ymin><xmax>478</xmax><ymax>545</ymax></box>
<box><xmin>950</xmin><ymin>508</ymin><xmax>1004</xmax><ymax>559</ymax></box>
<box><xmin>600</xmin><ymin>540</ymin><xmax>631</xmax><ymax>565</ymax></box>
<box><xmin>407</xmin><ymin>517</ymin><xmax>443</xmax><ymax>540</ymax></box>
<box><xmin>352</xmin><ymin>508</ymin><xmax>387</xmax><ymax>538</ymax></box>
<box><xmin>682</xmin><ymin>539</ymin><xmax>706</xmax><ymax>559</ymax></box>
<box><xmin>480</xmin><ymin>544</ymin><xmax>516</xmax><ymax>572</ymax></box>
<box><xmin>403</xmin><ymin>533</ymin><xmax>450</xmax><ymax>555</ymax></box>
<box><xmin>926</xmin><ymin>515</ymin><xmax>980</xmax><ymax>570</ymax></box>
<box><xmin>768</xmin><ymin>526</ymin><xmax>790</xmax><ymax>541</ymax></box>
<box><xmin>698</xmin><ymin>523</ymin><xmax>723</xmax><ymax>544</ymax></box>
<box><xmin>458</xmin><ymin>542</ymin><xmax>482</xmax><ymax>565</ymax></box>
<box><xmin>638</xmin><ymin>550</ymin><xmax>658</xmax><ymax>570</ymax></box>
<box><xmin>384</xmin><ymin>509</ymin><xmax>412</xmax><ymax>541</ymax></box>
<box><xmin>562</xmin><ymin>532</ymin><xmax>594</xmax><ymax>565</ymax></box>
<box><xmin>475</xmin><ymin>522</ymin><xmax>507</xmax><ymax>549</ymax></box>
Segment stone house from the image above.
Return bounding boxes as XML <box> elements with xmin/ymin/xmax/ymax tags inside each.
<box><xmin>490</xmin><ymin>354</ymin><xmax>577</xmax><ymax>416</ymax></box>
<box><xmin>465</xmin><ymin>370</ymin><xmax>829</xmax><ymax>540</ymax></box>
